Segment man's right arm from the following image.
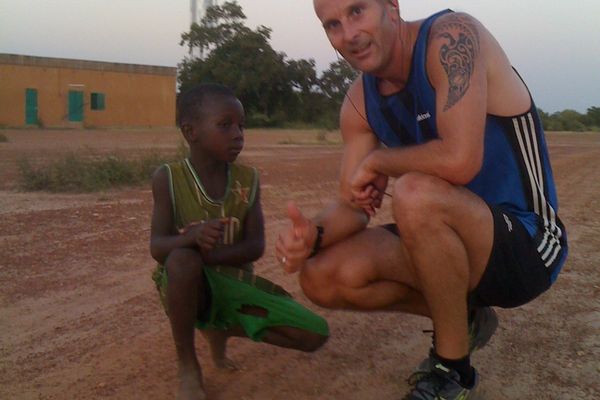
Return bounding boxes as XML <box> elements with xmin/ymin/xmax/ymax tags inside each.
<box><xmin>276</xmin><ymin>78</ymin><xmax>381</xmax><ymax>272</ymax></box>
<box><xmin>313</xmin><ymin>77</ymin><xmax>382</xmax><ymax>245</ymax></box>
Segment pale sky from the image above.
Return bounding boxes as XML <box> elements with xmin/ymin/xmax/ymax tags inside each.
<box><xmin>1</xmin><ymin>0</ymin><xmax>599</xmax><ymax>113</ymax></box>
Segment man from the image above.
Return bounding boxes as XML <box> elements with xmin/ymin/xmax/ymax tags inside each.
<box><xmin>276</xmin><ymin>0</ymin><xmax>568</xmax><ymax>398</ymax></box>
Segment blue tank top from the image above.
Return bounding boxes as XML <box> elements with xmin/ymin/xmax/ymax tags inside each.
<box><xmin>362</xmin><ymin>10</ymin><xmax>567</xmax><ymax>280</ymax></box>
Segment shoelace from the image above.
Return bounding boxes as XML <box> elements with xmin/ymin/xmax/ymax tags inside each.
<box><xmin>406</xmin><ymin>330</ymin><xmax>436</xmax><ymax>386</ymax></box>
<box><xmin>403</xmin><ymin>369</ymin><xmax>448</xmax><ymax>400</ymax></box>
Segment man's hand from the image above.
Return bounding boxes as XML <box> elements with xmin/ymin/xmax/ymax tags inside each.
<box><xmin>275</xmin><ymin>202</ymin><xmax>317</xmax><ymax>274</ymax></box>
<box><xmin>350</xmin><ymin>157</ymin><xmax>388</xmax><ymax>217</ymax></box>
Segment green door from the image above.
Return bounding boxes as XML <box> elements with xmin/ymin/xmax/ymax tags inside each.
<box><xmin>25</xmin><ymin>88</ymin><xmax>38</xmax><ymax>124</ymax></box>
<box><xmin>68</xmin><ymin>90</ymin><xmax>84</xmax><ymax>122</ymax></box>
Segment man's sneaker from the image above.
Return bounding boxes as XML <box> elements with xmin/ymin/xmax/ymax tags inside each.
<box><xmin>408</xmin><ymin>307</ymin><xmax>498</xmax><ymax>384</ymax></box>
<box><xmin>404</xmin><ymin>362</ymin><xmax>479</xmax><ymax>400</ymax></box>
<box><xmin>467</xmin><ymin>306</ymin><xmax>498</xmax><ymax>352</ymax></box>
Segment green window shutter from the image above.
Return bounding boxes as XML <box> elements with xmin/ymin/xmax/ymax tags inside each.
<box><xmin>25</xmin><ymin>88</ymin><xmax>38</xmax><ymax>124</ymax></box>
<box><xmin>91</xmin><ymin>93</ymin><xmax>97</xmax><ymax>109</ymax></box>
<box><xmin>91</xmin><ymin>93</ymin><xmax>105</xmax><ymax>110</ymax></box>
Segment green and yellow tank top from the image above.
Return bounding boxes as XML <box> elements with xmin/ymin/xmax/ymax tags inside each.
<box><xmin>164</xmin><ymin>158</ymin><xmax>258</xmax><ymax>246</ymax></box>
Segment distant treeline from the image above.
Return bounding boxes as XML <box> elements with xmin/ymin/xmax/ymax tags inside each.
<box><xmin>179</xmin><ymin>2</ymin><xmax>598</xmax><ymax>132</ymax></box>
<box><xmin>539</xmin><ymin>107</ymin><xmax>600</xmax><ymax>132</ymax></box>
<box><xmin>178</xmin><ymin>2</ymin><xmax>356</xmax><ymax>129</ymax></box>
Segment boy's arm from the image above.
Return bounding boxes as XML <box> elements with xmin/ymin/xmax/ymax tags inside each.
<box><xmin>201</xmin><ymin>183</ymin><xmax>266</xmax><ymax>267</ymax></box>
<box><xmin>149</xmin><ymin>166</ymin><xmax>197</xmax><ymax>264</ymax></box>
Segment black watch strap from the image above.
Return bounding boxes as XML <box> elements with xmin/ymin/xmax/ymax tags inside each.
<box><xmin>308</xmin><ymin>225</ymin><xmax>324</xmax><ymax>258</ymax></box>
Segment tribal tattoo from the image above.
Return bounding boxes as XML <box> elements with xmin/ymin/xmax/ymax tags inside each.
<box><xmin>432</xmin><ymin>14</ymin><xmax>480</xmax><ymax>111</ymax></box>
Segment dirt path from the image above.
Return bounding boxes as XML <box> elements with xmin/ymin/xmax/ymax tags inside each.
<box><xmin>0</xmin><ymin>129</ymin><xmax>598</xmax><ymax>400</ymax></box>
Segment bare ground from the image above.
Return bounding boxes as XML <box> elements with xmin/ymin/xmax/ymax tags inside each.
<box><xmin>0</xmin><ymin>129</ymin><xmax>598</xmax><ymax>400</ymax></box>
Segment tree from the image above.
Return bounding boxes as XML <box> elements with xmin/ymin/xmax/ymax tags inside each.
<box><xmin>319</xmin><ymin>60</ymin><xmax>359</xmax><ymax>104</ymax></box>
<box><xmin>286</xmin><ymin>59</ymin><xmax>318</xmax><ymax>94</ymax></box>
<box><xmin>178</xmin><ymin>2</ymin><xmax>292</xmax><ymax>124</ymax></box>
<box><xmin>586</xmin><ymin>106</ymin><xmax>600</xmax><ymax>128</ymax></box>
<box><xmin>539</xmin><ymin>107</ymin><xmax>600</xmax><ymax>132</ymax></box>
<box><xmin>180</xmin><ymin>2</ymin><xmax>249</xmax><ymax>58</ymax></box>
<box><xmin>203</xmin><ymin>28</ymin><xmax>292</xmax><ymax>120</ymax></box>
<box><xmin>177</xmin><ymin>1</ymin><xmax>360</xmax><ymax>128</ymax></box>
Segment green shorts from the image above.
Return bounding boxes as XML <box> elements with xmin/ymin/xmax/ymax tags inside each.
<box><xmin>152</xmin><ymin>264</ymin><xmax>329</xmax><ymax>341</ymax></box>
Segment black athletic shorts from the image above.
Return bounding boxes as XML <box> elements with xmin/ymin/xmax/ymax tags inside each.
<box><xmin>382</xmin><ymin>205</ymin><xmax>553</xmax><ymax>309</ymax></box>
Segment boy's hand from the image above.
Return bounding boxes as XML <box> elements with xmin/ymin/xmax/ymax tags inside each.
<box><xmin>181</xmin><ymin>219</ymin><xmax>226</xmax><ymax>252</ymax></box>
<box><xmin>275</xmin><ymin>202</ymin><xmax>317</xmax><ymax>274</ymax></box>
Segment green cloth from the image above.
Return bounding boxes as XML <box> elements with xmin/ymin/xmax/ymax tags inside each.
<box><xmin>153</xmin><ymin>264</ymin><xmax>329</xmax><ymax>340</ymax></box>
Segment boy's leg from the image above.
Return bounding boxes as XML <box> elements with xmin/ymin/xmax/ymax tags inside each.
<box><xmin>203</xmin><ymin>307</ymin><xmax>327</xmax><ymax>360</ymax></box>
<box><xmin>201</xmin><ymin>328</ymin><xmax>244</xmax><ymax>370</ymax></box>
<box><xmin>239</xmin><ymin>305</ymin><xmax>328</xmax><ymax>352</ymax></box>
<box><xmin>263</xmin><ymin>326</ymin><xmax>329</xmax><ymax>352</ymax></box>
<box><xmin>165</xmin><ymin>248</ymin><xmax>209</xmax><ymax>400</ymax></box>
<box><xmin>200</xmin><ymin>267</ymin><xmax>329</xmax><ymax>354</ymax></box>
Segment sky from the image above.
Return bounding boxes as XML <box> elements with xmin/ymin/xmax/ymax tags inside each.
<box><xmin>1</xmin><ymin>0</ymin><xmax>599</xmax><ymax>113</ymax></box>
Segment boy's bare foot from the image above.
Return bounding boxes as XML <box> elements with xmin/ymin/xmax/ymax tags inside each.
<box><xmin>177</xmin><ymin>370</ymin><xmax>206</xmax><ymax>400</ymax></box>
<box><xmin>213</xmin><ymin>356</ymin><xmax>240</xmax><ymax>370</ymax></box>
<box><xmin>201</xmin><ymin>329</ymin><xmax>240</xmax><ymax>370</ymax></box>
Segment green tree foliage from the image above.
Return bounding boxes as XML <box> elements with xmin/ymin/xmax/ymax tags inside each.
<box><xmin>586</xmin><ymin>106</ymin><xmax>600</xmax><ymax>129</ymax></box>
<box><xmin>178</xmin><ymin>1</ymin><xmax>357</xmax><ymax>128</ymax></box>
<box><xmin>180</xmin><ymin>1</ymin><xmax>249</xmax><ymax>58</ymax></box>
<box><xmin>319</xmin><ymin>59</ymin><xmax>358</xmax><ymax>103</ymax></box>
<box><xmin>538</xmin><ymin>108</ymin><xmax>598</xmax><ymax>132</ymax></box>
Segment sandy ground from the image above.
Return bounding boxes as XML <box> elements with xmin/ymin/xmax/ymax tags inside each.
<box><xmin>0</xmin><ymin>128</ymin><xmax>599</xmax><ymax>400</ymax></box>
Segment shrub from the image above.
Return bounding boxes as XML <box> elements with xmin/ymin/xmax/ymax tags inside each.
<box><xmin>18</xmin><ymin>150</ymin><xmax>182</xmax><ymax>192</ymax></box>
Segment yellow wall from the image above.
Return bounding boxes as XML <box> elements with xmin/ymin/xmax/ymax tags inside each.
<box><xmin>0</xmin><ymin>55</ymin><xmax>176</xmax><ymax>128</ymax></box>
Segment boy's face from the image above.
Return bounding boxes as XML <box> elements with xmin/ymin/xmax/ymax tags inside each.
<box><xmin>187</xmin><ymin>96</ymin><xmax>245</xmax><ymax>163</ymax></box>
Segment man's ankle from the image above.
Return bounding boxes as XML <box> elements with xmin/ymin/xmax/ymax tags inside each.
<box><xmin>433</xmin><ymin>352</ymin><xmax>475</xmax><ymax>388</ymax></box>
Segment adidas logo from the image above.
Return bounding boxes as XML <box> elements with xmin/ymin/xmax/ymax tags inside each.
<box><xmin>503</xmin><ymin>214</ymin><xmax>513</xmax><ymax>232</ymax></box>
<box><xmin>417</xmin><ymin>111</ymin><xmax>431</xmax><ymax>122</ymax></box>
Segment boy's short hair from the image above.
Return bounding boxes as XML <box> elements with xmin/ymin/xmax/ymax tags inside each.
<box><xmin>176</xmin><ymin>83</ymin><xmax>236</xmax><ymax>127</ymax></box>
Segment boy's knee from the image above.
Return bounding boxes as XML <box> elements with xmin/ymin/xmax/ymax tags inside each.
<box><xmin>165</xmin><ymin>248</ymin><xmax>204</xmax><ymax>280</ymax></box>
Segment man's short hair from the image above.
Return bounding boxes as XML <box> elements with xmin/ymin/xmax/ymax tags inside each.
<box><xmin>176</xmin><ymin>83</ymin><xmax>236</xmax><ymax>127</ymax></box>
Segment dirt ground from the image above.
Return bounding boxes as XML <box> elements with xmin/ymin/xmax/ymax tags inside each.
<box><xmin>0</xmin><ymin>128</ymin><xmax>598</xmax><ymax>400</ymax></box>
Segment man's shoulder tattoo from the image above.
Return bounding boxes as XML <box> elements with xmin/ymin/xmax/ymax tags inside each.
<box><xmin>431</xmin><ymin>14</ymin><xmax>481</xmax><ymax>111</ymax></box>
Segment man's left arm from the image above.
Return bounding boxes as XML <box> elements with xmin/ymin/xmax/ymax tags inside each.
<box><xmin>427</xmin><ymin>12</ymin><xmax>487</xmax><ymax>183</ymax></box>
<box><xmin>354</xmin><ymin>13</ymin><xmax>487</xmax><ymax>187</ymax></box>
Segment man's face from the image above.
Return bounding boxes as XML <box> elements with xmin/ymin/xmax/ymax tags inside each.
<box><xmin>314</xmin><ymin>0</ymin><xmax>399</xmax><ymax>74</ymax></box>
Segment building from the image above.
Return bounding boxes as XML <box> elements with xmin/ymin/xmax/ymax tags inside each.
<box><xmin>0</xmin><ymin>53</ymin><xmax>177</xmax><ymax>128</ymax></box>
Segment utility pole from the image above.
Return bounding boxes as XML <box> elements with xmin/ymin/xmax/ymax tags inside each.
<box><xmin>191</xmin><ymin>0</ymin><xmax>217</xmax><ymax>26</ymax></box>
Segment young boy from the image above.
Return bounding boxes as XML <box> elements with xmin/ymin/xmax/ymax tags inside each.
<box><xmin>150</xmin><ymin>83</ymin><xmax>329</xmax><ymax>400</ymax></box>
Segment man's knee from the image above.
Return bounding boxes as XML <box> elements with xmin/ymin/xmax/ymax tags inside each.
<box><xmin>392</xmin><ymin>172</ymin><xmax>448</xmax><ymax>228</ymax></box>
<box><xmin>299</xmin><ymin>259</ymin><xmax>340</xmax><ymax>309</ymax></box>
<box><xmin>299</xmin><ymin>256</ymin><xmax>368</xmax><ymax>309</ymax></box>
<box><xmin>165</xmin><ymin>248</ymin><xmax>204</xmax><ymax>281</ymax></box>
